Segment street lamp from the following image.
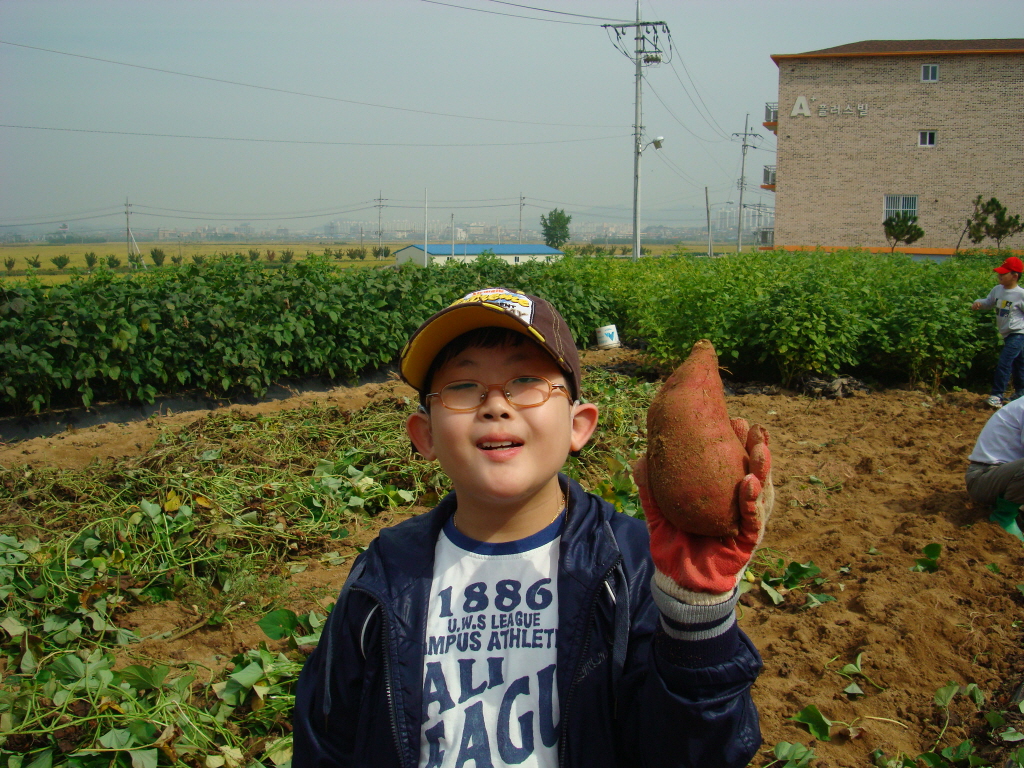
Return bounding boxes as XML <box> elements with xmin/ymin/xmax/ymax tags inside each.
<box><xmin>633</xmin><ymin>135</ymin><xmax>664</xmax><ymax>261</ymax></box>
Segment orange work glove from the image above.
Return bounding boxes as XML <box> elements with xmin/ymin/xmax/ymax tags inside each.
<box><xmin>635</xmin><ymin>418</ymin><xmax>774</xmax><ymax>602</ymax></box>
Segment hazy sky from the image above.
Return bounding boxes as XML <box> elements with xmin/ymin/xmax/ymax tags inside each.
<box><xmin>1</xmin><ymin>0</ymin><xmax>1019</xmax><ymax>237</ymax></box>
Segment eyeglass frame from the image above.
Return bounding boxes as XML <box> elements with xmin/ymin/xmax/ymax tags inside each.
<box><xmin>424</xmin><ymin>375</ymin><xmax>573</xmax><ymax>413</ymax></box>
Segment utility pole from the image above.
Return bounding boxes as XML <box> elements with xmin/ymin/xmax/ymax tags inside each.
<box><xmin>519</xmin><ymin>193</ymin><xmax>524</xmax><ymax>244</ymax></box>
<box><xmin>375</xmin><ymin>190</ymin><xmax>385</xmax><ymax>259</ymax></box>
<box><xmin>705</xmin><ymin>186</ymin><xmax>712</xmax><ymax>257</ymax></box>
<box><xmin>603</xmin><ymin>2</ymin><xmax>668</xmax><ymax>262</ymax></box>
<box><xmin>733</xmin><ymin>114</ymin><xmax>760</xmax><ymax>254</ymax></box>
<box><xmin>124</xmin><ymin>197</ymin><xmax>142</xmax><ymax>264</ymax></box>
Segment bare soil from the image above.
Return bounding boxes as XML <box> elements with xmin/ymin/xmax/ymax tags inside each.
<box><xmin>3</xmin><ymin>348</ymin><xmax>1022</xmax><ymax>767</ymax></box>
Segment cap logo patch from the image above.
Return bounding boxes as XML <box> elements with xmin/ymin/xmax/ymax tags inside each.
<box><xmin>452</xmin><ymin>288</ymin><xmax>535</xmax><ymax>324</ymax></box>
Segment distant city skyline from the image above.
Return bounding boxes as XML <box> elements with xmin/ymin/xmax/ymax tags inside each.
<box><xmin>1</xmin><ymin>0</ymin><xmax>1018</xmax><ymax>239</ymax></box>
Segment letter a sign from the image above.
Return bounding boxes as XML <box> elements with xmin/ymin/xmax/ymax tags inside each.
<box><xmin>791</xmin><ymin>96</ymin><xmax>812</xmax><ymax>117</ymax></box>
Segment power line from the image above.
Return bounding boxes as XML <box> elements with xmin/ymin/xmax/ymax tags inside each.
<box><xmin>642</xmin><ymin>76</ymin><xmax>727</xmax><ymax>144</ymax></box>
<box><xmin>0</xmin><ymin>212</ymin><xmax>122</xmax><ymax>228</ymax></box>
<box><xmin>665</xmin><ymin>32</ymin><xmax>732</xmax><ymax>140</ymax></box>
<box><xmin>420</xmin><ymin>0</ymin><xmax>604</xmax><ymax>25</ymax></box>
<box><xmin>0</xmin><ymin>39</ymin><xmax>624</xmax><ymax>130</ymax></box>
<box><xmin>133</xmin><ymin>202</ymin><xmax>377</xmax><ymax>217</ymax></box>
<box><xmin>0</xmin><ymin>123</ymin><xmax>629</xmax><ymax>148</ymax></box>
<box><xmin>133</xmin><ymin>207</ymin><xmax>379</xmax><ymax>223</ymax></box>
<box><xmin>483</xmin><ymin>1</ymin><xmax>629</xmax><ymax>22</ymax></box>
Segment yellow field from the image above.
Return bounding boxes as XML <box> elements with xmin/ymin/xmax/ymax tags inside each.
<box><xmin>0</xmin><ymin>239</ymin><xmax>746</xmax><ymax>286</ymax></box>
<box><xmin>0</xmin><ymin>240</ymin><xmax>405</xmax><ymax>285</ymax></box>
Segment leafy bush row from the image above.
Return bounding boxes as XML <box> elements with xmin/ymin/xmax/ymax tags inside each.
<box><xmin>0</xmin><ymin>249</ymin><xmax>1011</xmax><ymax>413</ymax></box>
<box><xmin>0</xmin><ymin>255</ymin><xmax>619</xmax><ymax>413</ymax></box>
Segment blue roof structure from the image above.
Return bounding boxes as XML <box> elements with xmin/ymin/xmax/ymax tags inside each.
<box><xmin>397</xmin><ymin>244</ymin><xmax>563</xmax><ymax>256</ymax></box>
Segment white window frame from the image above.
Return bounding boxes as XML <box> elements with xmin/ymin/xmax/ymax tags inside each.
<box><xmin>919</xmin><ymin>130</ymin><xmax>936</xmax><ymax>147</ymax></box>
<box><xmin>885</xmin><ymin>194</ymin><xmax>918</xmax><ymax>220</ymax></box>
<box><xmin>921</xmin><ymin>64</ymin><xmax>939</xmax><ymax>82</ymax></box>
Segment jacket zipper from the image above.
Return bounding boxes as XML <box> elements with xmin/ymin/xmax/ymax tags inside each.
<box><xmin>355</xmin><ymin>587</ymin><xmax>408</xmax><ymax>768</ymax></box>
<box><xmin>558</xmin><ymin>558</ymin><xmax>621</xmax><ymax>768</ymax></box>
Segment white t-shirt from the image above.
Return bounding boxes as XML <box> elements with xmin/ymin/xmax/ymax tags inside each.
<box><xmin>419</xmin><ymin>513</ymin><xmax>563</xmax><ymax>768</ymax></box>
<box><xmin>969</xmin><ymin>395</ymin><xmax>1024</xmax><ymax>464</ymax></box>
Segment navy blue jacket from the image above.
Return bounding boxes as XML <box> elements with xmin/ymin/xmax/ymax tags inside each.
<box><xmin>293</xmin><ymin>477</ymin><xmax>762</xmax><ymax>767</ymax></box>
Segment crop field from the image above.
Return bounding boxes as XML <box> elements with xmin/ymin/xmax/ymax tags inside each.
<box><xmin>2</xmin><ymin>252</ymin><xmax>1023</xmax><ymax>767</ymax></box>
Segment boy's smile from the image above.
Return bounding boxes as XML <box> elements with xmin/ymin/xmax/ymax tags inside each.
<box><xmin>406</xmin><ymin>341</ymin><xmax>598</xmax><ymax>541</ymax></box>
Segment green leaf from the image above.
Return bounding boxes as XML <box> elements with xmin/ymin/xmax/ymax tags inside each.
<box><xmin>258</xmin><ymin>609</ymin><xmax>300</xmax><ymax>640</ymax></box>
<box><xmin>985</xmin><ymin>563</ymin><xmax>1000</xmax><ymax>573</ymax></box>
<box><xmin>803</xmin><ymin>593</ymin><xmax>836</xmax><ymax>609</ymax></box>
<box><xmin>934</xmin><ymin>681</ymin><xmax>959</xmax><ymax>708</ymax></box>
<box><xmin>130</xmin><ymin>750</ymin><xmax>158</xmax><ymax>768</ymax></box>
<box><xmin>760</xmin><ymin>580</ymin><xmax>785</xmax><ymax>605</ymax></box>
<box><xmin>116</xmin><ymin>664</ymin><xmax>169</xmax><ymax>690</ymax></box>
<box><xmin>1000</xmin><ymin>728</ymin><xmax>1024</xmax><ymax>742</ymax></box>
<box><xmin>844</xmin><ymin>681</ymin><xmax>865</xmax><ymax>697</ymax></box>
<box><xmin>790</xmin><ymin>704</ymin><xmax>833</xmax><ymax>741</ymax></box>
<box><xmin>922</xmin><ymin>542</ymin><xmax>941</xmax><ymax>559</ymax></box>
<box><xmin>98</xmin><ymin>727</ymin><xmax>134</xmax><ymax>749</ymax></box>
<box><xmin>24</xmin><ymin>751</ymin><xmax>53</xmax><ymax>768</ymax></box>
<box><xmin>200</xmin><ymin>448</ymin><xmax>222</xmax><ymax>462</ymax></box>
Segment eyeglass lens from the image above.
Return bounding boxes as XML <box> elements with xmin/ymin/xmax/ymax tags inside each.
<box><xmin>440</xmin><ymin>377</ymin><xmax>554</xmax><ymax>409</ymax></box>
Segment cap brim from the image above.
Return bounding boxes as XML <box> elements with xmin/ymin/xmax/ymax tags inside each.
<box><xmin>400</xmin><ymin>304</ymin><xmax>546</xmax><ymax>392</ymax></box>
<box><xmin>995</xmin><ymin>267</ymin><xmax>1011</xmax><ymax>273</ymax></box>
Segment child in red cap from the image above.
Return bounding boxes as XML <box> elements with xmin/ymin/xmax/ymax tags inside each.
<box><xmin>972</xmin><ymin>256</ymin><xmax>1024</xmax><ymax>407</ymax></box>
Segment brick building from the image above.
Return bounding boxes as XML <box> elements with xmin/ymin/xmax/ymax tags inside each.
<box><xmin>765</xmin><ymin>39</ymin><xmax>1024</xmax><ymax>253</ymax></box>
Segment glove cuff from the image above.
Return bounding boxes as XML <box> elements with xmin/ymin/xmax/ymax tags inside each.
<box><xmin>651</xmin><ymin>573</ymin><xmax>739</xmax><ymax>643</ymax></box>
<box><xmin>653</xmin><ymin>569</ymin><xmax>736</xmax><ymax>606</ymax></box>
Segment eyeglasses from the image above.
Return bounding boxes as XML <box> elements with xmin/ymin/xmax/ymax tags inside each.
<box><xmin>425</xmin><ymin>376</ymin><xmax>572</xmax><ymax>412</ymax></box>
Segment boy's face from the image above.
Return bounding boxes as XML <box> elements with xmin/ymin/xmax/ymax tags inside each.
<box><xmin>406</xmin><ymin>341</ymin><xmax>598</xmax><ymax>510</ymax></box>
<box><xmin>999</xmin><ymin>271</ymin><xmax>1019</xmax><ymax>288</ymax></box>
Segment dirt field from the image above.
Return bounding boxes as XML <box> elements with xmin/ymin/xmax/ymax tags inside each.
<box><xmin>2</xmin><ymin>349</ymin><xmax>1022</xmax><ymax>767</ymax></box>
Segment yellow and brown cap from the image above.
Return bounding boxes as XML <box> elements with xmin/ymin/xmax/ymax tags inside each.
<box><xmin>399</xmin><ymin>287</ymin><xmax>582</xmax><ymax>399</ymax></box>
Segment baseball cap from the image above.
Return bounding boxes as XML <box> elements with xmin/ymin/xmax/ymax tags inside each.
<box><xmin>400</xmin><ymin>287</ymin><xmax>582</xmax><ymax>399</ymax></box>
<box><xmin>994</xmin><ymin>257</ymin><xmax>1024</xmax><ymax>274</ymax></box>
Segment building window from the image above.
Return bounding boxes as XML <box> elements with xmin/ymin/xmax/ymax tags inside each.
<box><xmin>885</xmin><ymin>194</ymin><xmax>918</xmax><ymax>219</ymax></box>
<box><xmin>921</xmin><ymin>64</ymin><xmax>939</xmax><ymax>81</ymax></box>
<box><xmin>514</xmin><ymin>256</ymin><xmax>520</xmax><ymax>263</ymax></box>
<box><xmin>919</xmin><ymin>131</ymin><xmax>936</xmax><ymax>146</ymax></box>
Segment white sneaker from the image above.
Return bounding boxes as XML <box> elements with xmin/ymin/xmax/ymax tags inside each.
<box><xmin>987</xmin><ymin>395</ymin><xmax>1003</xmax><ymax>408</ymax></box>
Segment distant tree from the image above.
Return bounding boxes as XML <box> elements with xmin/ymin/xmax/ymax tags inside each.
<box><xmin>981</xmin><ymin>198</ymin><xmax>1023</xmax><ymax>250</ymax></box>
<box><xmin>248</xmin><ymin>248</ymin><xmax>261</xmax><ymax>262</ymax></box>
<box><xmin>540</xmin><ymin>208</ymin><xmax>572</xmax><ymax>249</ymax></box>
<box><xmin>127</xmin><ymin>253</ymin><xmax>144</xmax><ymax>270</ymax></box>
<box><xmin>373</xmin><ymin>245</ymin><xmax>391</xmax><ymax>260</ymax></box>
<box><xmin>191</xmin><ymin>254</ymin><xmax>205</xmax><ymax>265</ymax></box>
<box><xmin>266</xmin><ymin>250</ymin><xmax>277</xmax><ymax>263</ymax></box>
<box><xmin>883</xmin><ymin>212</ymin><xmax>924</xmax><ymax>253</ymax></box>
<box><xmin>50</xmin><ymin>255</ymin><xmax>71</xmax><ymax>271</ymax></box>
<box><xmin>280</xmin><ymin>250</ymin><xmax>294</xmax><ymax>264</ymax></box>
<box><xmin>106</xmin><ymin>255</ymin><xmax>121</xmax><ymax>269</ymax></box>
<box><xmin>84</xmin><ymin>252</ymin><xmax>98</xmax><ymax>270</ymax></box>
<box><xmin>25</xmin><ymin>255</ymin><xmax>41</xmax><ymax>269</ymax></box>
<box><xmin>171</xmin><ymin>254</ymin><xmax>183</xmax><ymax>266</ymax></box>
<box><xmin>4</xmin><ymin>257</ymin><xmax>16</xmax><ymax>274</ymax></box>
<box><xmin>150</xmin><ymin>248</ymin><xmax>167</xmax><ymax>267</ymax></box>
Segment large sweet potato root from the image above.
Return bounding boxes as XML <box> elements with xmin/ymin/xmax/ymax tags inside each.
<box><xmin>645</xmin><ymin>339</ymin><xmax>748</xmax><ymax>536</ymax></box>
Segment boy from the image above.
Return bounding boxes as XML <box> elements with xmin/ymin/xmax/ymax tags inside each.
<box><xmin>971</xmin><ymin>256</ymin><xmax>1024</xmax><ymax>407</ymax></box>
<box><xmin>293</xmin><ymin>287</ymin><xmax>772</xmax><ymax>768</ymax></box>
<box><xmin>964</xmin><ymin>393</ymin><xmax>1024</xmax><ymax>540</ymax></box>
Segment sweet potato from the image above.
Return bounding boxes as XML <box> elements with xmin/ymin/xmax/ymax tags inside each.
<box><xmin>645</xmin><ymin>339</ymin><xmax>748</xmax><ymax>536</ymax></box>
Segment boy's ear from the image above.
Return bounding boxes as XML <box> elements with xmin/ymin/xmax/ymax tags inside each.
<box><xmin>569</xmin><ymin>401</ymin><xmax>600</xmax><ymax>453</ymax></box>
<box><xmin>406</xmin><ymin>409</ymin><xmax>437</xmax><ymax>461</ymax></box>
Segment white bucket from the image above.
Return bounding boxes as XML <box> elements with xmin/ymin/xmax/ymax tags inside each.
<box><xmin>596</xmin><ymin>324</ymin><xmax>621</xmax><ymax>350</ymax></box>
